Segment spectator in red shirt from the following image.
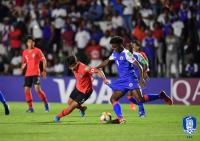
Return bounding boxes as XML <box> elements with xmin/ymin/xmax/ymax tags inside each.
<box><xmin>132</xmin><ymin>25</ymin><xmax>146</xmax><ymax>42</ymax></box>
<box><xmin>86</xmin><ymin>39</ymin><xmax>103</xmax><ymax>67</ymax></box>
<box><xmin>9</xmin><ymin>24</ymin><xmax>22</xmax><ymax>56</ymax></box>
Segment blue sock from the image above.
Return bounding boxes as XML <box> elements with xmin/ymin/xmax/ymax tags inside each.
<box><xmin>113</xmin><ymin>102</ymin><xmax>123</xmax><ymax>119</ymax></box>
<box><xmin>0</xmin><ymin>91</ymin><xmax>7</xmax><ymax>105</ymax></box>
<box><xmin>144</xmin><ymin>93</ymin><xmax>160</xmax><ymax>102</ymax></box>
<box><xmin>138</xmin><ymin>102</ymin><xmax>144</xmax><ymax>112</ymax></box>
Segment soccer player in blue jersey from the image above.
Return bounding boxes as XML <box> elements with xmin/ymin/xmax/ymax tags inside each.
<box><xmin>0</xmin><ymin>90</ymin><xmax>10</xmax><ymax>115</ymax></box>
<box><xmin>126</xmin><ymin>41</ymin><xmax>149</xmax><ymax>117</ymax></box>
<box><xmin>127</xmin><ymin>41</ymin><xmax>170</xmax><ymax>117</ymax></box>
<box><xmin>97</xmin><ymin>36</ymin><xmax>173</xmax><ymax>124</ymax></box>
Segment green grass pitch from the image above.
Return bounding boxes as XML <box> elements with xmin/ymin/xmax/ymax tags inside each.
<box><xmin>0</xmin><ymin>103</ymin><xmax>199</xmax><ymax>141</ymax></box>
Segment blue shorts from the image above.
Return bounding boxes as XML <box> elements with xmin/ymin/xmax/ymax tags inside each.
<box><xmin>108</xmin><ymin>77</ymin><xmax>140</xmax><ymax>94</ymax></box>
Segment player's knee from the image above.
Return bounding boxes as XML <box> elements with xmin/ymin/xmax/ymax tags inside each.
<box><xmin>137</xmin><ymin>97</ymin><xmax>145</xmax><ymax>103</ymax></box>
<box><xmin>24</xmin><ymin>88</ymin><xmax>30</xmax><ymax>93</ymax></box>
<box><xmin>110</xmin><ymin>97</ymin><xmax>116</xmax><ymax>104</ymax></box>
<box><xmin>34</xmin><ymin>88</ymin><xmax>40</xmax><ymax>93</ymax></box>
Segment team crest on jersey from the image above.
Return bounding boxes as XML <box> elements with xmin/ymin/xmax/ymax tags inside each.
<box><xmin>127</xmin><ymin>52</ymin><xmax>132</xmax><ymax>57</ymax></box>
<box><xmin>79</xmin><ymin>73</ymin><xmax>83</xmax><ymax>78</ymax></box>
<box><xmin>120</xmin><ymin>56</ymin><xmax>124</xmax><ymax>60</ymax></box>
<box><xmin>85</xmin><ymin>67</ymin><xmax>89</xmax><ymax>71</ymax></box>
<box><xmin>129</xmin><ymin>83</ymin><xmax>133</xmax><ymax>87</ymax></box>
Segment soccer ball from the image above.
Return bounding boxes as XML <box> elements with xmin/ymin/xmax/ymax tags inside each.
<box><xmin>100</xmin><ymin>112</ymin><xmax>112</xmax><ymax>123</ymax></box>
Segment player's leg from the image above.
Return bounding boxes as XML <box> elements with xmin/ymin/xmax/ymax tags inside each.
<box><xmin>128</xmin><ymin>90</ymin><xmax>146</xmax><ymax>117</ymax></box>
<box><xmin>24</xmin><ymin>87</ymin><xmax>34</xmax><ymax>112</ymax></box>
<box><xmin>68</xmin><ymin>97</ymin><xmax>87</xmax><ymax>117</ymax></box>
<box><xmin>54</xmin><ymin>88</ymin><xmax>91</xmax><ymax>122</ymax></box>
<box><xmin>127</xmin><ymin>94</ymin><xmax>136</xmax><ymax>110</ymax></box>
<box><xmin>73</xmin><ymin>89</ymin><xmax>92</xmax><ymax>117</ymax></box>
<box><xmin>110</xmin><ymin>91</ymin><xmax>126</xmax><ymax>123</ymax></box>
<box><xmin>55</xmin><ymin>100</ymin><xmax>79</xmax><ymax>122</ymax></box>
<box><xmin>130</xmin><ymin>89</ymin><xmax>173</xmax><ymax>105</ymax></box>
<box><xmin>33</xmin><ymin>76</ymin><xmax>49</xmax><ymax>112</ymax></box>
<box><xmin>24</xmin><ymin>76</ymin><xmax>34</xmax><ymax>112</ymax></box>
<box><xmin>0</xmin><ymin>90</ymin><xmax>10</xmax><ymax>115</ymax></box>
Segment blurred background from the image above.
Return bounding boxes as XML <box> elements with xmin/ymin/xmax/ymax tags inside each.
<box><xmin>0</xmin><ymin>0</ymin><xmax>199</xmax><ymax>78</ymax></box>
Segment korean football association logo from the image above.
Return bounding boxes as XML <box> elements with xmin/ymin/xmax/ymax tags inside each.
<box><xmin>182</xmin><ymin>116</ymin><xmax>197</xmax><ymax>135</ymax></box>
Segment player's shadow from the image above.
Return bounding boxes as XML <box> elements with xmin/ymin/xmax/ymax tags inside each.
<box><xmin>35</xmin><ymin>121</ymin><xmax>100</xmax><ymax>125</ymax></box>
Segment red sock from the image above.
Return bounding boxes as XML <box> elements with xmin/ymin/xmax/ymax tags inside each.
<box><xmin>25</xmin><ymin>90</ymin><xmax>33</xmax><ymax>109</ymax></box>
<box><xmin>37</xmin><ymin>90</ymin><xmax>48</xmax><ymax>104</ymax></box>
<box><xmin>144</xmin><ymin>95</ymin><xmax>149</xmax><ymax>102</ymax></box>
<box><xmin>57</xmin><ymin>108</ymin><xmax>73</xmax><ymax>118</ymax></box>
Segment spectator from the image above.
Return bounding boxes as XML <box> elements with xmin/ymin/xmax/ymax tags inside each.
<box><xmin>51</xmin><ymin>2</ymin><xmax>67</xmax><ymax>53</ymax></box>
<box><xmin>132</xmin><ymin>23</ymin><xmax>146</xmax><ymax>42</ymax></box>
<box><xmin>9</xmin><ymin>50</ymin><xmax>22</xmax><ymax>75</ymax></box>
<box><xmin>122</xmin><ymin>0</ymin><xmax>135</xmax><ymax>32</ymax></box>
<box><xmin>111</xmin><ymin>12</ymin><xmax>124</xmax><ymax>29</ymax></box>
<box><xmin>9</xmin><ymin>23</ymin><xmax>22</xmax><ymax>56</ymax></box>
<box><xmin>42</xmin><ymin>17</ymin><xmax>53</xmax><ymax>53</ymax></box>
<box><xmin>86</xmin><ymin>39</ymin><xmax>103</xmax><ymax>67</ymax></box>
<box><xmin>152</xmin><ymin>21</ymin><xmax>164</xmax><ymax>76</ymax></box>
<box><xmin>61</xmin><ymin>17</ymin><xmax>75</xmax><ymax>56</ymax></box>
<box><xmin>165</xmin><ymin>27</ymin><xmax>179</xmax><ymax>77</ymax></box>
<box><xmin>83</xmin><ymin>0</ymin><xmax>103</xmax><ymax>21</ymax></box>
<box><xmin>185</xmin><ymin>56</ymin><xmax>199</xmax><ymax>77</ymax></box>
<box><xmin>75</xmin><ymin>24</ymin><xmax>90</xmax><ymax>63</ymax></box>
<box><xmin>142</xmin><ymin>29</ymin><xmax>158</xmax><ymax>76</ymax></box>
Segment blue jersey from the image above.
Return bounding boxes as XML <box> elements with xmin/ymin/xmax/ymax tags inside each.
<box><xmin>109</xmin><ymin>49</ymin><xmax>137</xmax><ymax>79</ymax></box>
<box><xmin>108</xmin><ymin>49</ymin><xmax>140</xmax><ymax>93</ymax></box>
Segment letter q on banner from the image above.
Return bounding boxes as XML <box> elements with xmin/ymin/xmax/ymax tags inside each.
<box><xmin>172</xmin><ymin>80</ymin><xmax>191</xmax><ymax>105</ymax></box>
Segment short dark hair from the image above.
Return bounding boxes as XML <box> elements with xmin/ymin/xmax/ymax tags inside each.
<box><xmin>133</xmin><ymin>40</ymin><xmax>141</xmax><ymax>47</ymax></box>
<box><xmin>110</xmin><ymin>36</ymin><xmax>123</xmax><ymax>44</ymax></box>
<box><xmin>65</xmin><ymin>55</ymin><xmax>77</xmax><ymax>66</ymax></box>
<box><xmin>25</xmin><ymin>35</ymin><xmax>35</xmax><ymax>43</ymax></box>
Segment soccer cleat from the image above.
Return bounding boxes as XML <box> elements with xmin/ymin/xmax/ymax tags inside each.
<box><xmin>79</xmin><ymin>106</ymin><xmax>87</xmax><ymax>117</ymax></box>
<box><xmin>26</xmin><ymin>108</ymin><xmax>34</xmax><ymax>113</ymax></box>
<box><xmin>4</xmin><ymin>104</ymin><xmax>10</xmax><ymax>115</ymax></box>
<box><xmin>130</xmin><ymin>103</ymin><xmax>136</xmax><ymax>110</ymax></box>
<box><xmin>110</xmin><ymin>118</ymin><xmax>126</xmax><ymax>124</ymax></box>
<box><xmin>138</xmin><ymin>111</ymin><xmax>145</xmax><ymax>118</ymax></box>
<box><xmin>118</xmin><ymin>118</ymin><xmax>126</xmax><ymax>124</ymax></box>
<box><xmin>45</xmin><ymin>104</ymin><xmax>49</xmax><ymax>112</ymax></box>
<box><xmin>159</xmin><ymin>91</ymin><xmax>173</xmax><ymax>105</ymax></box>
<box><xmin>54</xmin><ymin>116</ymin><xmax>60</xmax><ymax>122</ymax></box>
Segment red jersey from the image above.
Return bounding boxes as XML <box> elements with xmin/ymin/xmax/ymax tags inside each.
<box><xmin>22</xmin><ymin>47</ymin><xmax>45</xmax><ymax>77</ymax></box>
<box><xmin>73</xmin><ymin>62</ymin><xmax>96</xmax><ymax>94</ymax></box>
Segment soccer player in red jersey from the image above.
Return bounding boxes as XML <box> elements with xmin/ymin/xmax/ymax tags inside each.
<box><xmin>21</xmin><ymin>36</ymin><xmax>49</xmax><ymax>112</ymax></box>
<box><xmin>54</xmin><ymin>55</ymin><xmax>109</xmax><ymax>122</ymax></box>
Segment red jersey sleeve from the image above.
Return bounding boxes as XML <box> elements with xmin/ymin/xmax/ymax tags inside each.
<box><xmin>22</xmin><ymin>50</ymin><xmax>26</xmax><ymax>63</ymax></box>
<box><xmin>37</xmin><ymin>49</ymin><xmax>45</xmax><ymax>61</ymax></box>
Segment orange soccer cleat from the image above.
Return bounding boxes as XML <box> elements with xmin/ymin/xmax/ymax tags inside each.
<box><xmin>159</xmin><ymin>91</ymin><xmax>173</xmax><ymax>105</ymax></box>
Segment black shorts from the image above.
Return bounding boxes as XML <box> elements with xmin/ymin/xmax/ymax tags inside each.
<box><xmin>24</xmin><ymin>76</ymin><xmax>40</xmax><ymax>87</ymax></box>
<box><xmin>70</xmin><ymin>88</ymin><xmax>92</xmax><ymax>105</ymax></box>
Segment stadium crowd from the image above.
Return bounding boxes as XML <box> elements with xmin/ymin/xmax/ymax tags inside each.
<box><xmin>0</xmin><ymin>0</ymin><xmax>199</xmax><ymax>77</ymax></box>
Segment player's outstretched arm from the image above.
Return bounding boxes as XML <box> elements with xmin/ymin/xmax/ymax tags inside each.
<box><xmin>96</xmin><ymin>59</ymin><xmax>111</xmax><ymax>69</ymax></box>
<box><xmin>95</xmin><ymin>69</ymin><xmax>109</xmax><ymax>85</ymax></box>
